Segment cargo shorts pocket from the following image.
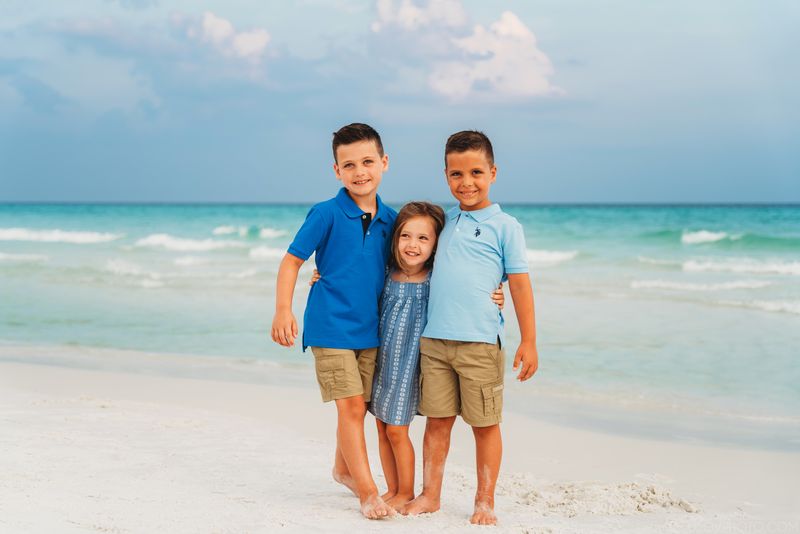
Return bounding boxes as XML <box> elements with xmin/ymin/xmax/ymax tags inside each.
<box><xmin>316</xmin><ymin>355</ymin><xmax>346</xmax><ymax>394</ymax></box>
<box><xmin>481</xmin><ymin>380</ymin><xmax>504</xmax><ymax>416</ymax></box>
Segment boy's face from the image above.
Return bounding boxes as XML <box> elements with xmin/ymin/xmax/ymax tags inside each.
<box><xmin>445</xmin><ymin>149</ymin><xmax>496</xmax><ymax>211</ymax></box>
<box><xmin>333</xmin><ymin>140</ymin><xmax>388</xmax><ymax>201</ymax></box>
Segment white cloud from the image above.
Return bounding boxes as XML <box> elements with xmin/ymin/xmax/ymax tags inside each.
<box><xmin>430</xmin><ymin>11</ymin><xmax>560</xmax><ymax>100</ymax></box>
<box><xmin>371</xmin><ymin>3</ymin><xmax>560</xmax><ymax>101</ymax></box>
<box><xmin>372</xmin><ymin>0</ymin><xmax>467</xmax><ymax>32</ymax></box>
<box><xmin>186</xmin><ymin>12</ymin><xmax>271</xmax><ymax>63</ymax></box>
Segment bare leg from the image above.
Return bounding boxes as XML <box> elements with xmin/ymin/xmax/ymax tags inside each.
<box><xmin>401</xmin><ymin>416</ymin><xmax>456</xmax><ymax>515</ymax></box>
<box><xmin>470</xmin><ymin>424</ymin><xmax>502</xmax><ymax>525</ymax></box>
<box><xmin>375</xmin><ymin>419</ymin><xmax>398</xmax><ymax>501</ymax></box>
<box><xmin>384</xmin><ymin>423</ymin><xmax>415</xmax><ymax>509</ymax></box>
<box><xmin>335</xmin><ymin>395</ymin><xmax>394</xmax><ymax>519</ymax></box>
<box><xmin>332</xmin><ymin>437</ymin><xmax>357</xmax><ymax>496</ymax></box>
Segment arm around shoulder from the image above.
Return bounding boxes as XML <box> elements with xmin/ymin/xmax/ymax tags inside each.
<box><xmin>271</xmin><ymin>252</ymin><xmax>305</xmax><ymax>347</ymax></box>
<box><xmin>507</xmin><ymin>272</ymin><xmax>538</xmax><ymax>382</ymax></box>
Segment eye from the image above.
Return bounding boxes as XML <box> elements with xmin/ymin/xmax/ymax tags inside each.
<box><xmin>420</xmin><ymin>236</ymin><xmax>429</xmax><ymax>241</ymax></box>
<box><xmin>472</xmin><ymin>169</ymin><xmax>483</xmax><ymax>175</ymax></box>
<box><xmin>363</xmin><ymin>159</ymin><xmax>373</xmax><ymax>165</ymax></box>
<box><xmin>344</xmin><ymin>163</ymin><xmax>354</xmax><ymax>169</ymax></box>
<box><xmin>400</xmin><ymin>233</ymin><xmax>410</xmax><ymax>238</ymax></box>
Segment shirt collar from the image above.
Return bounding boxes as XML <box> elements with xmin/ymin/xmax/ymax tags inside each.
<box><xmin>335</xmin><ymin>187</ymin><xmax>391</xmax><ymax>222</ymax></box>
<box><xmin>447</xmin><ymin>203</ymin><xmax>501</xmax><ymax>223</ymax></box>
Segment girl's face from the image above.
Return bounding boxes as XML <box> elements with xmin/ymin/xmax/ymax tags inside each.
<box><xmin>397</xmin><ymin>215</ymin><xmax>437</xmax><ymax>271</ymax></box>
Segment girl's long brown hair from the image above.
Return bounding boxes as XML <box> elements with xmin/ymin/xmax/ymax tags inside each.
<box><xmin>389</xmin><ymin>201</ymin><xmax>446</xmax><ymax>273</ymax></box>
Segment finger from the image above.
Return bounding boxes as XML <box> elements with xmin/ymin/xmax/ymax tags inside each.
<box><xmin>512</xmin><ymin>353</ymin><xmax>522</xmax><ymax>370</ymax></box>
<box><xmin>283</xmin><ymin>328</ymin><xmax>294</xmax><ymax>346</ymax></box>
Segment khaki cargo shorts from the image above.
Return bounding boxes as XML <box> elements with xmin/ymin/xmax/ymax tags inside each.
<box><xmin>418</xmin><ymin>337</ymin><xmax>505</xmax><ymax>427</ymax></box>
<box><xmin>309</xmin><ymin>347</ymin><xmax>377</xmax><ymax>403</ymax></box>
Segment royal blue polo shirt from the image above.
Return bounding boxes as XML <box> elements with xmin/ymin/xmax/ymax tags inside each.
<box><xmin>423</xmin><ymin>204</ymin><xmax>529</xmax><ymax>345</ymax></box>
<box><xmin>288</xmin><ymin>187</ymin><xmax>397</xmax><ymax>351</ymax></box>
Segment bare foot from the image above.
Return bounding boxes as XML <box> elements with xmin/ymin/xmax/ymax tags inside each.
<box><xmin>332</xmin><ymin>468</ymin><xmax>357</xmax><ymax>497</ymax></box>
<box><xmin>470</xmin><ymin>500</ymin><xmax>497</xmax><ymax>525</ymax></box>
<box><xmin>386</xmin><ymin>493</ymin><xmax>414</xmax><ymax>511</ymax></box>
<box><xmin>360</xmin><ymin>494</ymin><xmax>396</xmax><ymax>520</ymax></box>
<box><xmin>381</xmin><ymin>491</ymin><xmax>396</xmax><ymax>502</ymax></box>
<box><xmin>400</xmin><ymin>493</ymin><xmax>440</xmax><ymax>516</ymax></box>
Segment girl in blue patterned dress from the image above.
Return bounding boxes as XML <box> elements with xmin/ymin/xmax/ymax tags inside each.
<box><xmin>311</xmin><ymin>202</ymin><xmax>503</xmax><ymax>510</ymax></box>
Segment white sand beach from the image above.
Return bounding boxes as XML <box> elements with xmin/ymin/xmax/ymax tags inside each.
<box><xmin>1</xmin><ymin>359</ymin><xmax>798</xmax><ymax>533</ymax></box>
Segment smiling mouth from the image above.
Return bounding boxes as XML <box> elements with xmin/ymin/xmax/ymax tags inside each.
<box><xmin>353</xmin><ymin>179</ymin><xmax>371</xmax><ymax>185</ymax></box>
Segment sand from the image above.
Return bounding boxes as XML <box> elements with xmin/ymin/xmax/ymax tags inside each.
<box><xmin>1</xmin><ymin>360</ymin><xmax>798</xmax><ymax>533</ymax></box>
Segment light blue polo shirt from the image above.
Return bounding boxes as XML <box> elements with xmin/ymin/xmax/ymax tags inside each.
<box><xmin>288</xmin><ymin>187</ymin><xmax>397</xmax><ymax>351</ymax></box>
<box><xmin>423</xmin><ymin>204</ymin><xmax>528</xmax><ymax>345</ymax></box>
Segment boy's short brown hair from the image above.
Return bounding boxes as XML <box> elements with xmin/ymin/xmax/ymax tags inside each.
<box><xmin>445</xmin><ymin>130</ymin><xmax>494</xmax><ymax>166</ymax></box>
<box><xmin>332</xmin><ymin>123</ymin><xmax>384</xmax><ymax>162</ymax></box>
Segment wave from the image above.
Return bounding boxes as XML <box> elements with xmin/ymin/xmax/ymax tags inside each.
<box><xmin>0</xmin><ymin>252</ymin><xmax>49</xmax><ymax>262</ymax></box>
<box><xmin>719</xmin><ymin>300</ymin><xmax>800</xmax><ymax>315</ymax></box>
<box><xmin>174</xmin><ymin>256</ymin><xmax>209</xmax><ymax>266</ymax></box>
<box><xmin>0</xmin><ymin>227</ymin><xmax>122</xmax><ymax>244</ymax></box>
<box><xmin>212</xmin><ymin>225</ymin><xmax>287</xmax><ymax>239</ymax></box>
<box><xmin>641</xmin><ymin>228</ymin><xmax>800</xmax><ymax>249</ymax></box>
<box><xmin>637</xmin><ymin>256</ymin><xmax>681</xmax><ymax>268</ymax></box>
<box><xmin>135</xmin><ymin>234</ymin><xmax>246</xmax><ymax>252</ymax></box>
<box><xmin>105</xmin><ymin>259</ymin><xmax>163</xmax><ymax>279</ymax></box>
<box><xmin>631</xmin><ymin>279</ymin><xmax>772</xmax><ymax>292</ymax></box>
<box><xmin>230</xmin><ymin>268</ymin><xmax>259</xmax><ymax>279</ymax></box>
<box><xmin>683</xmin><ymin>259</ymin><xmax>800</xmax><ymax>276</ymax></box>
<box><xmin>681</xmin><ymin>230</ymin><xmax>739</xmax><ymax>245</ymax></box>
<box><xmin>527</xmin><ymin>249</ymin><xmax>578</xmax><ymax>266</ymax></box>
<box><xmin>249</xmin><ymin>246</ymin><xmax>285</xmax><ymax>260</ymax></box>
<box><xmin>104</xmin><ymin>260</ymin><xmax>165</xmax><ymax>289</ymax></box>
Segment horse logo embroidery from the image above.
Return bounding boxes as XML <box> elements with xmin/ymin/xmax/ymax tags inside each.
<box><xmin>474</xmin><ymin>227</ymin><xmax>481</xmax><ymax>238</ymax></box>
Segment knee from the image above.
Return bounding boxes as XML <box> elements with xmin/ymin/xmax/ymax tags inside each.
<box><xmin>472</xmin><ymin>423</ymin><xmax>500</xmax><ymax>439</ymax></box>
<box><xmin>427</xmin><ymin>416</ymin><xmax>456</xmax><ymax>437</ymax></box>
<box><xmin>385</xmin><ymin>425</ymin><xmax>408</xmax><ymax>445</ymax></box>
<box><xmin>337</xmin><ymin>397</ymin><xmax>366</xmax><ymax>420</ymax></box>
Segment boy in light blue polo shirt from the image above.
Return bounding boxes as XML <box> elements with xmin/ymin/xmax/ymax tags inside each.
<box><xmin>402</xmin><ymin>131</ymin><xmax>539</xmax><ymax>525</ymax></box>
<box><xmin>271</xmin><ymin>123</ymin><xmax>397</xmax><ymax>520</ymax></box>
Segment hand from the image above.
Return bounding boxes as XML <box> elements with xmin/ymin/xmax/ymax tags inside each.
<box><xmin>271</xmin><ymin>310</ymin><xmax>298</xmax><ymax>347</ymax></box>
<box><xmin>512</xmin><ymin>341</ymin><xmax>538</xmax><ymax>381</ymax></box>
<box><xmin>309</xmin><ymin>269</ymin><xmax>321</xmax><ymax>286</ymax></box>
<box><xmin>490</xmin><ymin>282</ymin><xmax>505</xmax><ymax>310</ymax></box>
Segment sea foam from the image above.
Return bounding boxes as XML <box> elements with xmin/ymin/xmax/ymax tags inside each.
<box><xmin>631</xmin><ymin>279</ymin><xmax>772</xmax><ymax>292</ymax></box>
<box><xmin>249</xmin><ymin>246</ymin><xmax>285</xmax><ymax>260</ymax></box>
<box><xmin>0</xmin><ymin>252</ymin><xmax>49</xmax><ymax>262</ymax></box>
<box><xmin>0</xmin><ymin>228</ymin><xmax>122</xmax><ymax>244</ymax></box>
<box><xmin>212</xmin><ymin>225</ymin><xmax>287</xmax><ymax>239</ymax></box>
<box><xmin>527</xmin><ymin>249</ymin><xmax>578</xmax><ymax>266</ymax></box>
<box><xmin>135</xmin><ymin>234</ymin><xmax>246</xmax><ymax>252</ymax></box>
<box><xmin>681</xmin><ymin>230</ymin><xmax>738</xmax><ymax>245</ymax></box>
<box><xmin>720</xmin><ymin>300</ymin><xmax>800</xmax><ymax>315</ymax></box>
<box><xmin>683</xmin><ymin>259</ymin><xmax>800</xmax><ymax>276</ymax></box>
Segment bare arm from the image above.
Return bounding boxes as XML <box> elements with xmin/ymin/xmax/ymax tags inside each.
<box><xmin>271</xmin><ymin>253</ymin><xmax>305</xmax><ymax>347</ymax></box>
<box><xmin>507</xmin><ymin>273</ymin><xmax>538</xmax><ymax>381</ymax></box>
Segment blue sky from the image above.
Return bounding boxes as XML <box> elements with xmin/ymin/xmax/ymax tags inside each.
<box><xmin>1</xmin><ymin>0</ymin><xmax>798</xmax><ymax>203</ymax></box>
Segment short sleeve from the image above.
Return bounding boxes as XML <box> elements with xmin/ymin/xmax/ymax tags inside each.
<box><xmin>502</xmin><ymin>220</ymin><xmax>529</xmax><ymax>276</ymax></box>
<box><xmin>288</xmin><ymin>205</ymin><xmax>330</xmax><ymax>260</ymax></box>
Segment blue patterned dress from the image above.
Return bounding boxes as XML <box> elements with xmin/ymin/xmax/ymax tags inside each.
<box><xmin>368</xmin><ymin>272</ymin><xmax>430</xmax><ymax>426</ymax></box>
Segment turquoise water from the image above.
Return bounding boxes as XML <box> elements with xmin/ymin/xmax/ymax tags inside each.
<box><xmin>1</xmin><ymin>204</ymin><xmax>799</xmax><ymax>448</ymax></box>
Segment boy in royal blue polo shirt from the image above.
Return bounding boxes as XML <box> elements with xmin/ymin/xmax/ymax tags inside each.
<box><xmin>271</xmin><ymin>123</ymin><xmax>397</xmax><ymax>520</ymax></box>
<box><xmin>402</xmin><ymin>131</ymin><xmax>538</xmax><ymax>525</ymax></box>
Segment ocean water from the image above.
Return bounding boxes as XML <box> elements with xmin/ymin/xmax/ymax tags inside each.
<box><xmin>1</xmin><ymin>204</ymin><xmax>799</xmax><ymax>449</ymax></box>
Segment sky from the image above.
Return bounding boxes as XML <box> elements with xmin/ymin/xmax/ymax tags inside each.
<box><xmin>1</xmin><ymin>0</ymin><xmax>798</xmax><ymax>203</ymax></box>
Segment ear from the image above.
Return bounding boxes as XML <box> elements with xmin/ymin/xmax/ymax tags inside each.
<box><xmin>382</xmin><ymin>154</ymin><xmax>389</xmax><ymax>171</ymax></box>
<box><xmin>489</xmin><ymin>165</ymin><xmax>497</xmax><ymax>183</ymax></box>
<box><xmin>333</xmin><ymin>162</ymin><xmax>342</xmax><ymax>181</ymax></box>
